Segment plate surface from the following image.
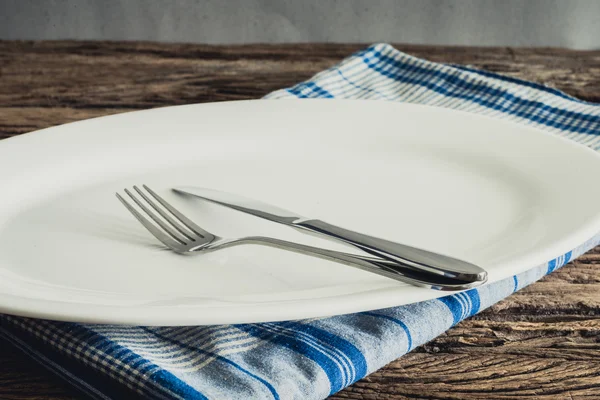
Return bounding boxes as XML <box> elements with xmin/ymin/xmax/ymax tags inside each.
<box><xmin>1</xmin><ymin>100</ymin><xmax>600</xmax><ymax>325</ymax></box>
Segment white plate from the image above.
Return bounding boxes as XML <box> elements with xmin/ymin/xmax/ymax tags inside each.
<box><xmin>1</xmin><ymin>100</ymin><xmax>600</xmax><ymax>325</ymax></box>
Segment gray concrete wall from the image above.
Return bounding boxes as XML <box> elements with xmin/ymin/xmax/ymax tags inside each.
<box><xmin>1</xmin><ymin>0</ymin><xmax>599</xmax><ymax>49</ymax></box>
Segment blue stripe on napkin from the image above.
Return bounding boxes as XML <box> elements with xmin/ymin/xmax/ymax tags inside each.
<box><xmin>1</xmin><ymin>43</ymin><xmax>599</xmax><ymax>399</ymax></box>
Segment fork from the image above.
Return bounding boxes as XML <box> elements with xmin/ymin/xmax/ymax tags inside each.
<box><xmin>116</xmin><ymin>185</ymin><xmax>484</xmax><ymax>290</ymax></box>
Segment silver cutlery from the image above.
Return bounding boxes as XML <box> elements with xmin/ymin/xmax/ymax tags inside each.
<box><xmin>174</xmin><ymin>186</ymin><xmax>487</xmax><ymax>283</ymax></box>
<box><xmin>117</xmin><ymin>185</ymin><xmax>485</xmax><ymax>290</ymax></box>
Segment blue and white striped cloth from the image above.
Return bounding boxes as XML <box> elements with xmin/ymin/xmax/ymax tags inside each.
<box><xmin>1</xmin><ymin>43</ymin><xmax>600</xmax><ymax>400</ymax></box>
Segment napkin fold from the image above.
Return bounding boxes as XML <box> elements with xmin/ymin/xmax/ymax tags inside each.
<box><xmin>1</xmin><ymin>43</ymin><xmax>600</xmax><ymax>400</ymax></box>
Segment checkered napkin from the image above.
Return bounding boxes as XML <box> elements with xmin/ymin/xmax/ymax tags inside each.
<box><xmin>1</xmin><ymin>43</ymin><xmax>600</xmax><ymax>400</ymax></box>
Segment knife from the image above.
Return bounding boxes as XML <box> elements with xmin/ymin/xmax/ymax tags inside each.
<box><xmin>173</xmin><ymin>186</ymin><xmax>487</xmax><ymax>283</ymax></box>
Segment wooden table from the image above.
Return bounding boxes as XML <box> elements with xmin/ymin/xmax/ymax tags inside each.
<box><xmin>1</xmin><ymin>41</ymin><xmax>599</xmax><ymax>400</ymax></box>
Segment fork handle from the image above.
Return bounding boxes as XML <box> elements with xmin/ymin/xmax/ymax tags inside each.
<box><xmin>208</xmin><ymin>236</ymin><xmax>483</xmax><ymax>291</ymax></box>
<box><xmin>293</xmin><ymin>219</ymin><xmax>486</xmax><ymax>282</ymax></box>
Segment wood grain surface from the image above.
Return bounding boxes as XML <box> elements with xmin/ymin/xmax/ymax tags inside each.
<box><xmin>0</xmin><ymin>41</ymin><xmax>599</xmax><ymax>400</ymax></box>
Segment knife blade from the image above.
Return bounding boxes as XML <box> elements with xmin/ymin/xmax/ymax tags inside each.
<box><xmin>173</xmin><ymin>186</ymin><xmax>305</xmax><ymax>224</ymax></box>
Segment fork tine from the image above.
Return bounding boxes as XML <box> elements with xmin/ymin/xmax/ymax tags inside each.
<box><xmin>116</xmin><ymin>193</ymin><xmax>183</xmax><ymax>250</ymax></box>
<box><xmin>124</xmin><ymin>188</ymin><xmax>189</xmax><ymax>245</ymax></box>
<box><xmin>133</xmin><ymin>185</ymin><xmax>196</xmax><ymax>242</ymax></box>
<box><xmin>143</xmin><ymin>184</ymin><xmax>212</xmax><ymax>238</ymax></box>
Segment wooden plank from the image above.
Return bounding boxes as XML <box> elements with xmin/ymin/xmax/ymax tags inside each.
<box><xmin>0</xmin><ymin>340</ymin><xmax>77</xmax><ymax>400</ymax></box>
<box><xmin>1</xmin><ymin>40</ymin><xmax>599</xmax><ymax>400</ymax></box>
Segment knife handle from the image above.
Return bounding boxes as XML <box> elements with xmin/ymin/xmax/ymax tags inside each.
<box><xmin>294</xmin><ymin>219</ymin><xmax>486</xmax><ymax>282</ymax></box>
